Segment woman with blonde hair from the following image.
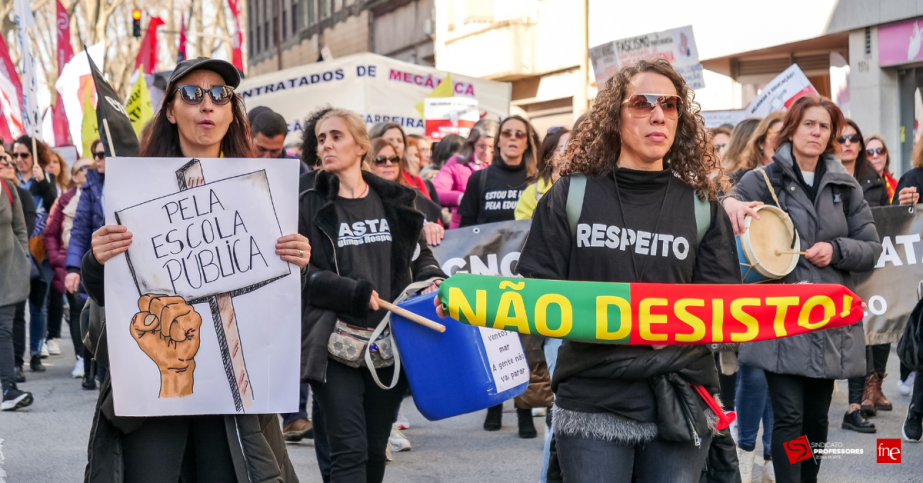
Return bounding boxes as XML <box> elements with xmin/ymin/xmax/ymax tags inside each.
<box><xmin>721</xmin><ymin>117</ymin><xmax>761</xmax><ymax>177</ymax></box>
<box><xmin>734</xmin><ymin>112</ymin><xmax>785</xmax><ymax>177</ymax></box>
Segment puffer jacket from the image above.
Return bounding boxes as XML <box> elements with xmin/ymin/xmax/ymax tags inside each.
<box><xmin>298</xmin><ymin>170</ymin><xmax>447</xmax><ymax>382</ymax></box>
<box><xmin>67</xmin><ymin>169</ymin><xmax>104</xmax><ymax>272</ymax></box>
<box><xmin>44</xmin><ymin>187</ymin><xmax>77</xmax><ymax>293</ymax></box>
<box><xmin>732</xmin><ymin>142</ymin><xmax>882</xmax><ymax>379</ymax></box>
<box><xmin>0</xmin><ymin>179</ymin><xmax>30</xmax><ymax>307</ymax></box>
<box><xmin>432</xmin><ymin>153</ymin><xmax>487</xmax><ymax>228</ymax></box>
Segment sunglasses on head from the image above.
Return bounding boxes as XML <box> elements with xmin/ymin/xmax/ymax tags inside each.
<box><xmin>623</xmin><ymin>94</ymin><xmax>683</xmax><ymax>120</ymax></box>
<box><xmin>867</xmin><ymin>147</ymin><xmax>886</xmax><ymax>156</ymax></box>
<box><xmin>374</xmin><ymin>155</ymin><xmax>400</xmax><ymax>166</ymax></box>
<box><xmin>174</xmin><ymin>85</ymin><xmax>235</xmax><ymax>106</ymax></box>
<box><xmin>836</xmin><ymin>134</ymin><xmax>860</xmax><ymax>144</ymax></box>
<box><xmin>500</xmin><ymin>129</ymin><xmax>527</xmax><ymax>140</ymax></box>
<box><xmin>547</xmin><ymin>126</ymin><xmax>566</xmax><ymax>134</ymax></box>
<box><xmin>13</xmin><ymin>152</ymin><xmax>30</xmax><ymax>159</ymax></box>
<box><xmin>93</xmin><ymin>151</ymin><xmax>106</xmax><ymax>160</ymax></box>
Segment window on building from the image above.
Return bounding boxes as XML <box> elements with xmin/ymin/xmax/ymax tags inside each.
<box><xmin>273</xmin><ymin>13</ymin><xmax>278</xmax><ymax>46</ymax></box>
<box><xmin>264</xmin><ymin>20</ymin><xmax>269</xmax><ymax>49</ymax></box>
<box><xmin>256</xmin><ymin>25</ymin><xmax>261</xmax><ymax>52</ymax></box>
<box><xmin>249</xmin><ymin>3</ymin><xmax>255</xmax><ymax>51</ymax></box>
<box><xmin>321</xmin><ymin>0</ymin><xmax>329</xmax><ymax>18</ymax></box>
<box><xmin>307</xmin><ymin>0</ymin><xmax>314</xmax><ymax>26</ymax></box>
<box><xmin>292</xmin><ymin>0</ymin><xmax>298</xmax><ymax>33</ymax></box>
<box><xmin>282</xmin><ymin>10</ymin><xmax>287</xmax><ymax>39</ymax></box>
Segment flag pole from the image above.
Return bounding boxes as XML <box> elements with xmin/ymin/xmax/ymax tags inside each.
<box><xmin>102</xmin><ymin>118</ymin><xmax>116</xmax><ymax>157</ymax></box>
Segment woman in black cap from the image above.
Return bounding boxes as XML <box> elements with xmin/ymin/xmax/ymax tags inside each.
<box><xmin>82</xmin><ymin>57</ymin><xmax>304</xmax><ymax>482</ymax></box>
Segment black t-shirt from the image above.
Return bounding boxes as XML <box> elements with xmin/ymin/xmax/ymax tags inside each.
<box><xmin>333</xmin><ymin>189</ymin><xmax>392</xmax><ymax>328</ymax></box>
<box><xmin>517</xmin><ymin>167</ymin><xmax>741</xmax><ymax>422</ymax></box>
<box><xmin>457</xmin><ymin>157</ymin><xmax>529</xmax><ymax>227</ymax></box>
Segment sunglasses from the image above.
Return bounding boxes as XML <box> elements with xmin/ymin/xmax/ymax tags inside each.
<box><xmin>174</xmin><ymin>85</ymin><xmax>235</xmax><ymax>106</ymax></box>
<box><xmin>75</xmin><ymin>165</ymin><xmax>90</xmax><ymax>173</ymax></box>
<box><xmin>374</xmin><ymin>155</ymin><xmax>400</xmax><ymax>166</ymax></box>
<box><xmin>714</xmin><ymin>143</ymin><xmax>726</xmax><ymax>151</ymax></box>
<box><xmin>0</xmin><ymin>158</ymin><xmax>12</xmax><ymax>167</ymax></box>
<box><xmin>547</xmin><ymin>126</ymin><xmax>566</xmax><ymax>134</ymax></box>
<box><xmin>93</xmin><ymin>151</ymin><xmax>105</xmax><ymax>160</ymax></box>
<box><xmin>12</xmin><ymin>152</ymin><xmax>30</xmax><ymax>159</ymax></box>
<box><xmin>500</xmin><ymin>129</ymin><xmax>527</xmax><ymax>140</ymax></box>
<box><xmin>867</xmin><ymin>147</ymin><xmax>887</xmax><ymax>156</ymax></box>
<box><xmin>623</xmin><ymin>94</ymin><xmax>683</xmax><ymax>119</ymax></box>
<box><xmin>836</xmin><ymin>134</ymin><xmax>860</xmax><ymax>144</ymax></box>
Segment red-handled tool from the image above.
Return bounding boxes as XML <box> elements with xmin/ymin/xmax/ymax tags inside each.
<box><xmin>692</xmin><ymin>384</ymin><xmax>736</xmax><ymax>431</ymax></box>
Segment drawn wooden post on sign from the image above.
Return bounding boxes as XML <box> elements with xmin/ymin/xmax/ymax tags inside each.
<box><xmin>115</xmin><ymin>159</ymin><xmax>291</xmax><ymax>412</ymax></box>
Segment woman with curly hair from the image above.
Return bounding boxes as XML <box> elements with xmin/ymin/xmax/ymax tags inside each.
<box><xmin>513</xmin><ymin>58</ymin><xmax>741</xmax><ymax>482</ymax></box>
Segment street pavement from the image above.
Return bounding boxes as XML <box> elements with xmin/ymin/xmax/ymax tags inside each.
<box><xmin>1</xmin><ymin>336</ymin><xmax>921</xmax><ymax>482</ymax></box>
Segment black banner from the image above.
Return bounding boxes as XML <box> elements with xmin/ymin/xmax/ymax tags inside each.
<box><xmin>88</xmin><ymin>51</ymin><xmax>139</xmax><ymax>157</ymax></box>
<box><xmin>431</xmin><ymin>219</ymin><xmax>531</xmax><ymax>277</ymax></box>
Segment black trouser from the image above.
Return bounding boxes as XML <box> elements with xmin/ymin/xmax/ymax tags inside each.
<box><xmin>122</xmin><ymin>415</ymin><xmax>236</xmax><ymax>483</ymax></box>
<box><xmin>901</xmin><ymin>361</ymin><xmax>913</xmax><ymax>381</ymax></box>
<box><xmin>912</xmin><ymin>370</ymin><xmax>923</xmax><ymax>413</ymax></box>
<box><xmin>313</xmin><ymin>392</ymin><xmax>332</xmax><ymax>483</ymax></box>
<box><xmin>46</xmin><ymin>286</ymin><xmax>64</xmax><ymax>340</ymax></box>
<box><xmin>66</xmin><ymin>293</ymin><xmax>86</xmax><ymax>360</ymax></box>
<box><xmin>765</xmin><ymin>372</ymin><xmax>833</xmax><ymax>483</ymax></box>
<box><xmin>0</xmin><ymin>304</ymin><xmax>16</xmax><ymax>391</ymax></box>
<box><xmin>12</xmin><ymin>301</ymin><xmax>25</xmax><ymax>367</ymax></box>
<box><xmin>847</xmin><ymin>344</ymin><xmax>890</xmax><ymax>405</ymax></box>
<box><xmin>310</xmin><ymin>359</ymin><xmax>407</xmax><ymax>483</ymax></box>
<box><xmin>714</xmin><ymin>352</ymin><xmax>737</xmax><ymax>410</ymax></box>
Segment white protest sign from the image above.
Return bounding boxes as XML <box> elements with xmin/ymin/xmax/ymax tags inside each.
<box><xmin>744</xmin><ymin>64</ymin><xmax>818</xmax><ymax>117</ymax></box>
<box><xmin>477</xmin><ymin>326</ymin><xmax>529</xmax><ymax>393</ymax></box>
<box><xmin>105</xmin><ymin>157</ymin><xmax>300</xmax><ymax>416</ymax></box>
<box><xmin>424</xmin><ymin>97</ymin><xmax>479</xmax><ymax>141</ymax></box>
<box><xmin>590</xmin><ymin>25</ymin><xmax>705</xmax><ymax>89</ymax></box>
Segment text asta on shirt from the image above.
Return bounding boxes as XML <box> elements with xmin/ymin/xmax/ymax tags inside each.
<box><xmin>338</xmin><ymin>218</ymin><xmax>392</xmax><ymax>247</ymax></box>
<box><xmin>576</xmin><ymin>223</ymin><xmax>691</xmax><ymax>260</ymax></box>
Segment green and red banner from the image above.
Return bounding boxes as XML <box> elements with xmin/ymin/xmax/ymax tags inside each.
<box><xmin>437</xmin><ymin>274</ymin><xmax>864</xmax><ymax>345</ymax></box>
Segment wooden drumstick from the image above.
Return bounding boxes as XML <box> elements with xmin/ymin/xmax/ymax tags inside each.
<box><xmin>775</xmin><ymin>249</ymin><xmax>806</xmax><ymax>256</ymax></box>
<box><xmin>375</xmin><ymin>297</ymin><xmax>447</xmax><ymax>333</ymax></box>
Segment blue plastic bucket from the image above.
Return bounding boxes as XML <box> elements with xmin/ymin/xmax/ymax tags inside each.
<box><xmin>391</xmin><ymin>292</ymin><xmax>529</xmax><ymax>421</ymax></box>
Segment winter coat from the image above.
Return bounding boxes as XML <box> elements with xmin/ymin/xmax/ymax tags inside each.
<box><xmin>856</xmin><ymin>164</ymin><xmax>889</xmax><ymax>207</ymax></box>
<box><xmin>893</xmin><ymin>167</ymin><xmax>923</xmax><ymax>206</ymax></box>
<box><xmin>297</xmin><ymin>170</ymin><xmax>446</xmax><ymax>382</ymax></box>
<box><xmin>18</xmin><ymin>170</ymin><xmax>57</xmax><ymax>213</ymax></box>
<box><xmin>732</xmin><ymin>142</ymin><xmax>882</xmax><ymax>379</ymax></box>
<box><xmin>44</xmin><ymin>187</ymin><xmax>77</xmax><ymax>293</ymax></box>
<box><xmin>0</xmin><ymin>179</ymin><xmax>30</xmax><ymax>307</ymax></box>
<box><xmin>62</xmin><ymin>189</ymin><xmax>81</xmax><ymax>249</ymax></box>
<box><xmin>432</xmin><ymin>153</ymin><xmax>488</xmax><ymax>228</ymax></box>
<box><xmin>67</xmin><ymin>169</ymin><xmax>105</xmax><ymax>272</ymax></box>
<box><xmin>514</xmin><ymin>177</ymin><xmax>553</xmax><ymax>220</ymax></box>
<box><xmin>79</xmin><ymin>245</ymin><xmax>298</xmax><ymax>483</ymax></box>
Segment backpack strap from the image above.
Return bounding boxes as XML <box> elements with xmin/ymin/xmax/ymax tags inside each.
<box><xmin>566</xmin><ymin>174</ymin><xmax>587</xmax><ymax>236</ymax></box>
<box><xmin>693</xmin><ymin>190</ymin><xmax>710</xmax><ymax>244</ymax></box>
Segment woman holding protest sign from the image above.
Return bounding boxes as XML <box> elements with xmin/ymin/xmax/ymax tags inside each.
<box><xmin>80</xmin><ymin>57</ymin><xmax>303</xmax><ymax>482</ymax></box>
<box><xmin>724</xmin><ymin>96</ymin><xmax>881</xmax><ymax>483</ymax></box>
<box><xmin>299</xmin><ymin>109</ymin><xmax>446</xmax><ymax>482</ymax></box>
<box><xmin>504</xmin><ymin>58</ymin><xmax>742</xmax><ymax>482</ymax></box>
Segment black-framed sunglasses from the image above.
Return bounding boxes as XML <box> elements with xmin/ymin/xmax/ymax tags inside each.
<box><xmin>500</xmin><ymin>129</ymin><xmax>527</xmax><ymax>140</ymax></box>
<box><xmin>0</xmin><ymin>157</ymin><xmax>13</xmax><ymax>167</ymax></box>
<box><xmin>836</xmin><ymin>134</ymin><xmax>860</xmax><ymax>144</ymax></box>
<box><xmin>374</xmin><ymin>155</ymin><xmax>400</xmax><ymax>166</ymax></box>
<box><xmin>93</xmin><ymin>151</ymin><xmax>106</xmax><ymax>160</ymax></box>
<box><xmin>867</xmin><ymin>147</ymin><xmax>887</xmax><ymax>156</ymax></box>
<box><xmin>12</xmin><ymin>152</ymin><xmax>30</xmax><ymax>159</ymax></box>
<box><xmin>174</xmin><ymin>85</ymin><xmax>235</xmax><ymax>106</ymax></box>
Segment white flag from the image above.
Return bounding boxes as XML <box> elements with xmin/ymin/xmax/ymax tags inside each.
<box><xmin>14</xmin><ymin>0</ymin><xmax>40</xmax><ymax>139</ymax></box>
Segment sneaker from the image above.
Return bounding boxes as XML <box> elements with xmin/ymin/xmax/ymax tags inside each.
<box><xmin>282</xmin><ymin>418</ymin><xmax>313</xmax><ymax>442</ymax></box>
<box><xmin>738</xmin><ymin>449</ymin><xmax>755</xmax><ymax>483</ymax></box>
<box><xmin>72</xmin><ymin>356</ymin><xmax>85</xmax><ymax>379</ymax></box>
<box><xmin>30</xmin><ymin>355</ymin><xmax>45</xmax><ymax>372</ymax></box>
<box><xmin>46</xmin><ymin>339</ymin><xmax>61</xmax><ymax>356</ymax></box>
<box><xmin>898</xmin><ymin>372</ymin><xmax>915</xmax><ymax>396</ymax></box>
<box><xmin>389</xmin><ymin>428</ymin><xmax>411</xmax><ymax>452</ymax></box>
<box><xmin>483</xmin><ymin>404</ymin><xmax>502</xmax><ymax>431</ymax></box>
<box><xmin>385</xmin><ymin>443</ymin><xmax>393</xmax><ymax>462</ymax></box>
<box><xmin>761</xmin><ymin>460</ymin><xmax>775</xmax><ymax>483</ymax></box>
<box><xmin>82</xmin><ymin>375</ymin><xmax>97</xmax><ymax>391</ymax></box>
<box><xmin>14</xmin><ymin>365</ymin><xmax>25</xmax><ymax>383</ymax></box>
<box><xmin>729</xmin><ymin>419</ymin><xmax>739</xmax><ymax>445</ymax></box>
<box><xmin>903</xmin><ymin>404</ymin><xmax>923</xmax><ymax>443</ymax></box>
<box><xmin>2</xmin><ymin>387</ymin><xmax>34</xmax><ymax>411</ymax></box>
<box><xmin>394</xmin><ymin>406</ymin><xmax>410</xmax><ymax>430</ymax></box>
<box><xmin>40</xmin><ymin>342</ymin><xmax>49</xmax><ymax>358</ymax></box>
<box><xmin>842</xmin><ymin>409</ymin><xmax>876</xmax><ymax>433</ymax></box>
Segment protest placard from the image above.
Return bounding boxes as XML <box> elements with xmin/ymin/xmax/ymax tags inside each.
<box><xmin>424</xmin><ymin>97</ymin><xmax>479</xmax><ymax>141</ymax></box>
<box><xmin>590</xmin><ymin>25</ymin><xmax>705</xmax><ymax>89</ymax></box>
<box><xmin>743</xmin><ymin>64</ymin><xmax>818</xmax><ymax>117</ymax></box>
<box><xmin>105</xmin><ymin>157</ymin><xmax>301</xmax><ymax>416</ymax></box>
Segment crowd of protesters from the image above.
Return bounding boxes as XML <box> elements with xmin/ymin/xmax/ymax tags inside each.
<box><xmin>3</xmin><ymin>54</ymin><xmax>923</xmax><ymax>483</ymax></box>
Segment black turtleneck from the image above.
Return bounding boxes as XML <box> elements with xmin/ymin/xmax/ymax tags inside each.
<box><xmin>517</xmin><ymin>167</ymin><xmax>741</xmax><ymax>421</ymax></box>
<box><xmin>457</xmin><ymin>155</ymin><xmax>529</xmax><ymax>227</ymax></box>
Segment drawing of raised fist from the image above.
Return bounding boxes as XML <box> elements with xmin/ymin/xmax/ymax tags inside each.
<box><xmin>130</xmin><ymin>294</ymin><xmax>203</xmax><ymax>398</ymax></box>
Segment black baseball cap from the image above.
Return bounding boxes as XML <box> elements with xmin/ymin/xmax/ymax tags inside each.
<box><xmin>166</xmin><ymin>57</ymin><xmax>241</xmax><ymax>93</ymax></box>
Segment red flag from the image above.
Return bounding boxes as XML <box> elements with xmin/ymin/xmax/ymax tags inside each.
<box><xmin>134</xmin><ymin>17</ymin><xmax>165</xmax><ymax>74</ymax></box>
<box><xmin>0</xmin><ymin>35</ymin><xmax>23</xmax><ymax>112</ymax></box>
<box><xmin>55</xmin><ymin>0</ymin><xmax>73</xmax><ymax>76</ymax></box>
<box><xmin>227</xmin><ymin>0</ymin><xmax>244</xmax><ymax>71</ymax></box>
<box><xmin>51</xmin><ymin>97</ymin><xmax>68</xmax><ymax>146</ymax></box>
<box><xmin>178</xmin><ymin>16</ymin><xmax>187</xmax><ymax>62</ymax></box>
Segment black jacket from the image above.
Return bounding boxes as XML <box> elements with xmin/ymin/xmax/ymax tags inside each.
<box><xmin>297</xmin><ymin>170</ymin><xmax>446</xmax><ymax>382</ymax></box>
<box><xmin>894</xmin><ymin>167</ymin><xmax>923</xmax><ymax>205</ymax></box>
<box><xmin>26</xmin><ymin>172</ymin><xmax>57</xmax><ymax>212</ymax></box>
<box><xmin>857</xmin><ymin>165</ymin><xmax>889</xmax><ymax>207</ymax></box>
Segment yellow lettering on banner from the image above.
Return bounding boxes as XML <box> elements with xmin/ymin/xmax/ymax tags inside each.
<box><xmin>799</xmin><ymin>295</ymin><xmax>834</xmax><ymax>330</ymax></box>
<box><xmin>596</xmin><ymin>296</ymin><xmax>632</xmax><ymax>340</ymax></box>
<box><xmin>535</xmin><ymin>294</ymin><xmax>573</xmax><ymax>338</ymax></box>
<box><xmin>730</xmin><ymin>298</ymin><xmax>761</xmax><ymax>342</ymax></box>
<box><xmin>712</xmin><ymin>299</ymin><xmax>724</xmax><ymax>342</ymax></box>
<box><xmin>766</xmin><ymin>297</ymin><xmax>799</xmax><ymax>338</ymax></box>
<box><xmin>448</xmin><ymin>287</ymin><xmax>487</xmax><ymax>327</ymax></box>
<box><xmin>640</xmin><ymin>299</ymin><xmax>668</xmax><ymax>342</ymax></box>
<box><xmin>841</xmin><ymin>295</ymin><xmax>853</xmax><ymax>318</ymax></box>
<box><xmin>674</xmin><ymin>299</ymin><xmax>705</xmax><ymax>342</ymax></box>
<box><xmin>495</xmin><ymin>291</ymin><xmax>530</xmax><ymax>334</ymax></box>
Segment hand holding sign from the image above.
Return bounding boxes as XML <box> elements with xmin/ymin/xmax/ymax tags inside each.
<box><xmin>130</xmin><ymin>294</ymin><xmax>203</xmax><ymax>398</ymax></box>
